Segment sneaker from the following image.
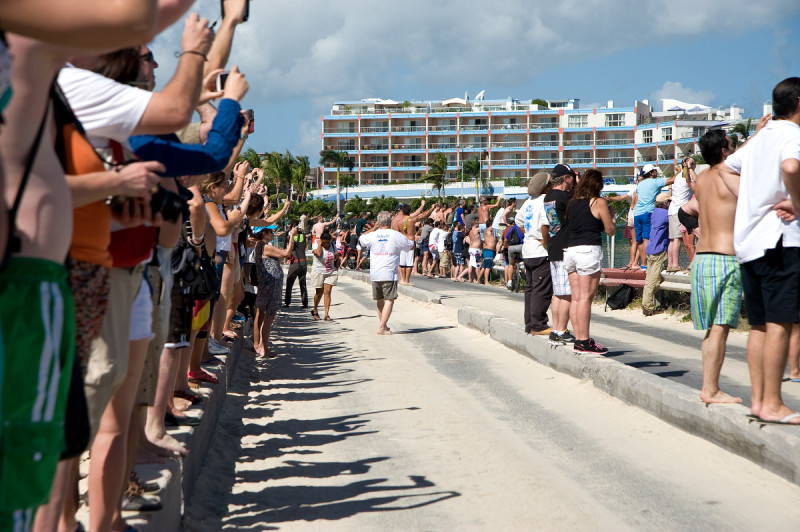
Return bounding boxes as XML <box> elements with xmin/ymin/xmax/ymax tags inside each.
<box><xmin>548</xmin><ymin>332</ymin><xmax>566</xmax><ymax>346</ymax></box>
<box><xmin>207</xmin><ymin>338</ymin><xmax>230</xmax><ymax>355</ymax></box>
<box><xmin>560</xmin><ymin>330</ymin><xmax>576</xmax><ymax>343</ymax></box>
<box><xmin>232</xmin><ymin>314</ymin><xmax>245</xmax><ymax>322</ymax></box>
<box><xmin>573</xmin><ymin>338</ymin><xmax>608</xmax><ymax>354</ymax></box>
<box><xmin>506</xmin><ymin>281</ymin><xmax>512</xmax><ymax>290</ymax></box>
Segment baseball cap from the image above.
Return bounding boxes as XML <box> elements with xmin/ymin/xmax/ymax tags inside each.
<box><xmin>552</xmin><ymin>163</ymin><xmax>574</xmax><ymax>178</ymax></box>
<box><xmin>397</xmin><ymin>203</ymin><xmax>404</xmax><ymax>210</ymax></box>
<box><xmin>641</xmin><ymin>163</ymin><xmax>658</xmax><ymax>175</ymax></box>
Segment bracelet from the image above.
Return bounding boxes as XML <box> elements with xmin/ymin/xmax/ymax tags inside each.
<box><xmin>240</xmin><ymin>133</ymin><xmax>249</xmax><ymax>141</ymax></box>
<box><xmin>190</xmin><ymin>235</ymin><xmax>204</xmax><ymax>246</ymax></box>
<box><xmin>180</xmin><ymin>50</ymin><xmax>207</xmax><ymax>61</ymax></box>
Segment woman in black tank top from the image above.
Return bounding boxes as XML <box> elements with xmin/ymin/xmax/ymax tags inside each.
<box><xmin>564</xmin><ymin>170</ymin><xmax>616</xmax><ymax>354</ymax></box>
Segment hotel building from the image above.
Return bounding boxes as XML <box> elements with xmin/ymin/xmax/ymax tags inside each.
<box><xmin>319</xmin><ymin>97</ymin><xmax>743</xmax><ymax>188</ymax></box>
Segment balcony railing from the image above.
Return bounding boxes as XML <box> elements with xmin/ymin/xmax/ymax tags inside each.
<box><xmin>428</xmin><ymin>125</ymin><xmax>457</xmax><ymax>132</ymax></box>
<box><xmin>529</xmin><ymin>141</ymin><xmax>559</xmax><ymax>147</ymax></box>
<box><xmin>491</xmin><ymin>141</ymin><xmax>527</xmax><ymax>148</ymax></box>
<box><xmin>323</xmin><ymin>129</ymin><xmax>356</xmax><ymax>135</ymax></box>
<box><xmin>492</xmin><ymin>159</ymin><xmax>525</xmax><ymax>166</ymax></box>
<box><xmin>361</xmin><ymin>162</ymin><xmax>389</xmax><ymax>168</ymax></box>
<box><xmin>460</xmin><ymin>125</ymin><xmax>488</xmax><ymax>131</ymax></box>
<box><xmin>530</xmin><ymin>122</ymin><xmax>559</xmax><ymax>129</ymax></box>
<box><xmin>392</xmin><ymin>144</ymin><xmax>425</xmax><ymax>150</ymax></box>
<box><xmin>595</xmin><ymin>138</ymin><xmax>633</xmax><ymax>146</ymax></box>
<box><xmin>596</xmin><ymin>157</ymin><xmax>634</xmax><ymax>164</ymax></box>
<box><xmin>361</xmin><ymin>126</ymin><xmax>389</xmax><ymax>133</ymax></box>
<box><xmin>361</xmin><ymin>145</ymin><xmax>389</xmax><ymax>151</ymax></box>
<box><xmin>492</xmin><ymin>123</ymin><xmax>527</xmax><ymax>131</ymax></box>
<box><xmin>392</xmin><ymin>126</ymin><xmax>427</xmax><ymax>133</ymax></box>
<box><xmin>564</xmin><ymin>158</ymin><xmax>594</xmax><ymax>165</ymax></box>
<box><xmin>429</xmin><ymin>143</ymin><xmax>458</xmax><ymax>150</ymax></box>
<box><xmin>563</xmin><ymin>139</ymin><xmax>593</xmax><ymax>146</ymax></box>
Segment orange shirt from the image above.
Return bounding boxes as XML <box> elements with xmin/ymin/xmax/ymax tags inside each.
<box><xmin>63</xmin><ymin>122</ymin><xmax>113</xmax><ymax>267</ymax></box>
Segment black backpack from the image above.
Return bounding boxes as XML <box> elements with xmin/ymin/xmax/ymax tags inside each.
<box><xmin>606</xmin><ymin>284</ymin><xmax>634</xmax><ymax>310</ymax></box>
<box><xmin>443</xmin><ymin>231</ymin><xmax>453</xmax><ymax>251</ymax></box>
<box><xmin>506</xmin><ymin>226</ymin><xmax>523</xmax><ymax>247</ymax></box>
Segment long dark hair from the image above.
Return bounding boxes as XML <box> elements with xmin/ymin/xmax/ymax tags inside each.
<box><xmin>92</xmin><ymin>48</ymin><xmax>140</xmax><ymax>84</ymax></box>
<box><xmin>573</xmin><ymin>169</ymin><xmax>604</xmax><ymax>200</ymax></box>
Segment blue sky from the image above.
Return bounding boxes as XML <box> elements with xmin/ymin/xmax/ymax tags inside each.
<box><xmin>152</xmin><ymin>0</ymin><xmax>800</xmax><ymax>162</ymax></box>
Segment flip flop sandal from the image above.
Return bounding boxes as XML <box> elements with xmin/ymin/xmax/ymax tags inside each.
<box><xmin>187</xmin><ymin>370</ymin><xmax>219</xmax><ymax>384</ymax></box>
<box><xmin>311</xmin><ymin>311</ymin><xmax>321</xmax><ymax>320</ymax></box>
<box><xmin>174</xmin><ymin>389</ymin><xmax>202</xmax><ymax>405</ymax></box>
<box><xmin>324</xmin><ymin>316</ymin><xmax>333</xmax><ymax>321</ymax></box>
<box><xmin>222</xmin><ymin>331</ymin><xmax>238</xmax><ymax>341</ymax></box>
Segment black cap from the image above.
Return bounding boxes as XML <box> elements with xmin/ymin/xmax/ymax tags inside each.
<box><xmin>552</xmin><ymin>163</ymin><xmax>574</xmax><ymax>178</ymax></box>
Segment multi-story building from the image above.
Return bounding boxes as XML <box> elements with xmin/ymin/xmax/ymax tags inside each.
<box><xmin>319</xmin><ymin>97</ymin><xmax>739</xmax><ymax>188</ymax></box>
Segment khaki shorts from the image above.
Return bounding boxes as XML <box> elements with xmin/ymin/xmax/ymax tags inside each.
<box><xmin>668</xmin><ymin>213</ymin><xmax>683</xmax><ymax>240</ymax></box>
<box><xmin>372</xmin><ymin>280</ymin><xmax>398</xmax><ymax>301</ymax></box>
<box><xmin>84</xmin><ymin>266</ymin><xmax>143</xmax><ymax>442</ymax></box>
<box><xmin>310</xmin><ymin>270</ymin><xmax>338</xmax><ymax>289</ymax></box>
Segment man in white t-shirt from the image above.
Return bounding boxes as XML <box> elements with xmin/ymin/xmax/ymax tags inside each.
<box><xmin>720</xmin><ymin>77</ymin><xmax>800</xmax><ymax>425</ymax></box>
<box><xmin>515</xmin><ymin>172</ymin><xmax>553</xmax><ymax>335</ymax></box>
<box><xmin>666</xmin><ymin>157</ymin><xmax>696</xmax><ymax>271</ymax></box>
<box><xmin>358</xmin><ymin>210</ymin><xmax>414</xmax><ymax>335</ymax></box>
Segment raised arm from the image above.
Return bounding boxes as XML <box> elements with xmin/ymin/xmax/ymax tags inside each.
<box><xmin>205</xmin><ymin>0</ymin><xmax>248</xmax><ymax>76</ymax></box>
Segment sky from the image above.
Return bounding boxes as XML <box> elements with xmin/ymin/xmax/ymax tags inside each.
<box><xmin>152</xmin><ymin>0</ymin><xmax>800</xmax><ymax>162</ymax></box>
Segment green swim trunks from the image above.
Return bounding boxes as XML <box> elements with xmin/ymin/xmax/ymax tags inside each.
<box><xmin>690</xmin><ymin>252</ymin><xmax>743</xmax><ymax>330</ymax></box>
<box><xmin>0</xmin><ymin>257</ymin><xmax>75</xmax><ymax>518</ymax></box>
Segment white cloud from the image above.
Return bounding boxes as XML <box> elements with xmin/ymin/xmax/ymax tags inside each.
<box><xmin>650</xmin><ymin>81</ymin><xmax>716</xmax><ymax>108</ymax></box>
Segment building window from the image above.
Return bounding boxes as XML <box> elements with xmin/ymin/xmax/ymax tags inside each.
<box><xmin>642</xmin><ymin>130</ymin><xmax>653</xmax><ymax>143</ymax></box>
<box><xmin>662</xmin><ymin>127</ymin><xmax>673</xmax><ymax>141</ymax></box>
<box><xmin>373</xmin><ymin>173</ymin><xmax>389</xmax><ymax>184</ymax></box>
<box><xmin>605</xmin><ymin>113</ymin><xmax>625</xmax><ymax>127</ymax></box>
<box><xmin>568</xmin><ymin>115</ymin><xmax>588</xmax><ymax>128</ymax></box>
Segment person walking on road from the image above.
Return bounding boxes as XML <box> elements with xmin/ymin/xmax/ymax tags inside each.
<box><xmin>284</xmin><ymin>221</ymin><xmax>309</xmax><ymax>308</ymax></box>
<box><xmin>358</xmin><ymin>211</ymin><xmax>414</xmax><ymax>334</ymax></box>
<box><xmin>564</xmin><ymin>169</ymin><xmax>616</xmax><ymax>354</ymax></box>
<box><xmin>516</xmin><ymin>172</ymin><xmax>554</xmax><ymax>335</ymax></box>
<box><xmin>310</xmin><ymin>231</ymin><xmax>340</xmax><ymax>321</ymax></box>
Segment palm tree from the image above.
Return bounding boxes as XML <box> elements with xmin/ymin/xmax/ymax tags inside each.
<box><xmin>339</xmin><ymin>174</ymin><xmax>358</xmax><ymax>202</ymax></box>
<box><xmin>730</xmin><ymin>118</ymin><xmax>752</xmax><ymax>146</ymax></box>
<box><xmin>462</xmin><ymin>155</ymin><xmax>486</xmax><ymax>200</ymax></box>
<box><xmin>239</xmin><ymin>147</ymin><xmax>262</xmax><ymax>170</ymax></box>
<box><xmin>262</xmin><ymin>150</ymin><xmax>294</xmax><ymax>200</ymax></box>
<box><xmin>291</xmin><ymin>155</ymin><xmax>310</xmax><ymax>201</ymax></box>
<box><xmin>421</xmin><ymin>152</ymin><xmax>448</xmax><ymax>200</ymax></box>
<box><xmin>319</xmin><ymin>149</ymin><xmax>355</xmax><ymax>213</ymax></box>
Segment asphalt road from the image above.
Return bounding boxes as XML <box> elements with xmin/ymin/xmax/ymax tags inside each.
<box><xmin>184</xmin><ymin>278</ymin><xmax>800</xmax><ymax>531</ymax></box>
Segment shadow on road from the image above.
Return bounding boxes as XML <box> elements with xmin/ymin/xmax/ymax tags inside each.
<box><xmin>183</xmin><ymin>306</ymin><xmax>460</xmax><ymax>531</ymax></box>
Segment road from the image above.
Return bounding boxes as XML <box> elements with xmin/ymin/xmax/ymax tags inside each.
<box><xmin>184</xmin><ymin>276</ymin><xmax>800</xmax><ymax>531</ymax></box>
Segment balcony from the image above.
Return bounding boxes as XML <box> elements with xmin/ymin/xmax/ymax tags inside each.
<box><xmin>392</xmin><ymin>126</ymin><xmax>427</xmax><ymax>133</ymax></box>
<box><xmin>491</xmin><ymin>141</ymin><xmax>527</xmax><ymax>148</ymax></box>
<box><xmin>492</xmin><ymin>159</ymin><xmax>526</xmax><ymax>167</ymax></box>
<box><xmin>529</xmin><ymin>141</ymin><xmax>559</xmax><ymax>148</ymax></box>
<box><xmin>460</xmin><ymin>125</ymin><xmax>489</xmax><ymax>132</ymax></box>
<box><xmin>492</xmin><ymin>123</ymin><xmax>527</xmax><ymax>131</ymax></box>
<box><xmin>563</xmin><ymin>139</ymin><xmax>593</xmax><ymax>147</ymax></box>
<box><xmin>392</xmin><ymin>144</ymin><xmax>425</xmax><ymax>150</ymax></box>
<box><xmin>323</xmin><ymin>129</ymin><xmax>356</xmax><ymax>135</ymax></box>
<box><xmin>429</xmin><ymin>125</ymin><xmax>457</xmax><ymax>132</ymax></box>
<box><xmin>360</xmin><ymin>162</ymin><xmax>389</xmax><ymax>168</ymax></box>
<box><xmin>429</xmin><ymin>143</ymin><xmax>458</xmax><ymax>150</ymax></box>
<box><xmin>564</xmin><ymin>158</ymin><xmax>594</xmax><ymax>165</ymax></box>
<box><xmin>595</xmin><ymin>138</ymin><xmax>633</xmax><ymax>146</ymax></box>
<box><xmin>596</xmin><ymin>157</ymin><xmax>634</xmax><ymax>164</ymax></box>
<box><xmin>361</xmin><ymin>126</ymin><xmax>389</xmax><ymax>134</ymax></box>
<box><xmin>361</xmin><ymin>145</ymin><xmax>389</xmax><ymax>151</ymax></box>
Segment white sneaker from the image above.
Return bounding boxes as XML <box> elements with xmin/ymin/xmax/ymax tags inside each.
<box><xmin>208</xmin><ymin>338</ymin><xmax>230</xmax><ymax>355</ymax></box>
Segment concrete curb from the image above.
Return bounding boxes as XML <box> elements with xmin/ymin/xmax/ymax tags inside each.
<box><xmin>84</xmin><ymin>330</ymin><xmax>248</xmax><ymax>532</ymax></box>
<box><xmin>458</xmin><ymin>305</ymin><xmax>800</xmax><ymax>487</ymax></box>
<box><xmin>340</xmin><ymin>269</ymin><xmax>443</xmax><ymax>304</ymax></box>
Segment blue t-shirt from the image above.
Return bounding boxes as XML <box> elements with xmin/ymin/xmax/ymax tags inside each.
<box><xmin>646</xmin><ymin>207</ymin><xmax>669</xmax><ymax>255</ymax></box>
<box><xmin>455</xmin><ymin>207</ymin><xmax>465</xmax><ymax>225</ymax></box>
<box><xmin>634</xmin><ymin>177</ymin><xmax>666</xmax><ymax>216</ymax></box>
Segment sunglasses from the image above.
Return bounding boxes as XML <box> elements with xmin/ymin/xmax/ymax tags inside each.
<box><xmin>140</xmin><ymin>51</ymin><xmax>155</xmax><ymax>63</ymax></box>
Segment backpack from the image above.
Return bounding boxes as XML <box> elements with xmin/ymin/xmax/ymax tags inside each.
<box><xmin>606</xmin><ymin>283</ymin><xmax>634</xmax><ymax>310</ymax></box>
<box><xmin>172</xmin><ymin>227</ymin><xmax>217</xmax><ymax>300</ymax></box>
<box><xmin>443</xmin><ymin>231</ymin><xmax>453</xmax><ymax>251</ymax></box>
<box><xmin>506</xmin><ymin>226</ymin><xmax>523</xmax><ymax>247</ymax></box>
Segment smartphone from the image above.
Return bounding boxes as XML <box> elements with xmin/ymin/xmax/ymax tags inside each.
<box><xmin>246</xmin><ymin>109</ymin><xmax>254</xmax><ymax>134</ymax></box>
<box><xmin>216</xmin><ymin>71</ymin><xmax>229</xmax><ymax>92</ymax></box>
<box><xmin>221</xmin><ymin>0</ymin><xmax>249</xmax><ymax>22</ymax></box>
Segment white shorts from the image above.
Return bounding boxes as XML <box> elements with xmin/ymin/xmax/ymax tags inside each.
<box><xmin>563</xmin><ymin>245</ymin><xmax>603</xmax><ymax>276</ymax></box>
<box><xmin>129</xmin><ymin>277</ymin><xmax>154</xmax><ymax>342</ymax></box>
<box><xmin>399</xmin><ymin>248</ymin><xmax>414</xmax><ymax>267</ymax></box>
<box><xmin>549</xmin><ymin>261</ymin><xmax>572</xmax><ymax>297</ymax></box>
<box><xmin>429</xmin><ymin>246</ymin><xmax>440</xmax><ymax>261</ymax></box>
<box><xmin>310</xmin><ymin>270</ymin><xmax>339</xmax><ymax>289</ymax></box>
<box><xmin>468</xmin><ymin>248</ymin><xmax>482</xmax><ymax>269</ymax></box>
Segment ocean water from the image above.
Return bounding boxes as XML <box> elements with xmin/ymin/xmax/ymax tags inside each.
<box><xmin>602</xmin><ymin>225</ymin><xmax>690</xmax><ymax>269</ymax></box>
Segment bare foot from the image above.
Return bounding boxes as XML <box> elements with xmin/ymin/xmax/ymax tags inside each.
<box><xmin>700</xmin><ymin>390</ymin><xmax>743</xmax><ymax>404</ymax></box>
<box><xmin>377</xmin><ymin>329</ymin><xmax>393</xmax><ymax>335</ymax></box>
<box><xmin>173</xmin><ymin>396</ymin><xmax>192</xmax><ymax>412</ymax></box>
<box><xmin>147</xmin><ymin>432</ymin><xmax>189</xmax><ymax>457</ymax></box>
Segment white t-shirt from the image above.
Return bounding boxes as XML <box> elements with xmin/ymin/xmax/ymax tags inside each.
<box><xmin>492</xmin><ymin>208</ymin><xmax>506</xmax><ymax>230</ymax></box>
<box><xmin>726</xmin><ymin>120</ymin><xmax>800</xmax><ymax>263</ymax></box>
<box><xmin>311</xmin><ymin>243</ymin><xmax>336</xmax><ymax>274</ymax></box>
<box><xmin>214</xmin><ymin>204</ymin><xmax>232</xmax><ymax>252</ymax></box>
<box><xmin>515</xmin><ymin>195</ymin><xmax>550</xmax><ymax>259</ymax></box>
<box><xmin>668</xmin><ymin>173</ymin><xmax>693</xmax><ymax>215</ymax></box>
<box><xmin>359</xmin><ymin>228</ymin><xmax>414</xmax><ymax>281</ymax></box>
<box><xmin>57</xmin><ymin>65</ymin><xmax>152</xmax><ymax>149</ymax></box>
<box><xmin>437</xmin><ymin>229</ymin><xmax>448</xmax><ymax>252</ymax></box>
<box><xmin>428</xmin><ymin>228</ymin><xmax>441</xmax><ymax>250</ymax></box>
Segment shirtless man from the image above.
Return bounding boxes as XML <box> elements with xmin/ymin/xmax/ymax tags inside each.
<box><xmin>392</xmin><ymin>200</ymin><xmax>433</xmax><ymax>285</ymax></box>
<box><xmin>690</xmin><ymin>129</ymin><xmax>743</xmax><ymax>404</ymax></box>
<box><xmin>477</xmin><ymin>195</ymin><xmax>502</xmax><ymax>242</ymax></box>
<box><xmin>481</xmin><ymin>224</ymin><xmax>499</xmax><ymax>284</ymax></box>
<box><xmin>312</xmin><ymin>214</ymin><xmax>338</xmax><ymax>246</ymax></box>
<box><xmin>458</xmin><ymin>220</ymin><xmax>483</xmax><ymax>283</ymax></box>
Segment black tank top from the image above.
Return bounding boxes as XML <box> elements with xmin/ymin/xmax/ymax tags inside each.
<box><xmin>567</xmin><ymin>198</ymin><xmax>604</xmax><ymax>247</ymax></box>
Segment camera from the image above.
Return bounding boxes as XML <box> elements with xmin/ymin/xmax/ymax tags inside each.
<box><xmin>107</xmin><ymin>186</ymin><xmax>191</xmax><ymax>224</ymax></box>
<box><xmin>216</xmin><ymin>71</ymin><xmax>229</xmax><ymax>92</ymax></box>
<box><xmin>246</xmin><ymin>108</ymin><xmax>254</xmax><ymax>134</ymax></box>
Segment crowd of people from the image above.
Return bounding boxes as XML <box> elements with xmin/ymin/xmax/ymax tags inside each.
<box><xmin>1</xmin><ymin>2</ymin><xmax>799</xmax><ymax>529</ymax></box>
